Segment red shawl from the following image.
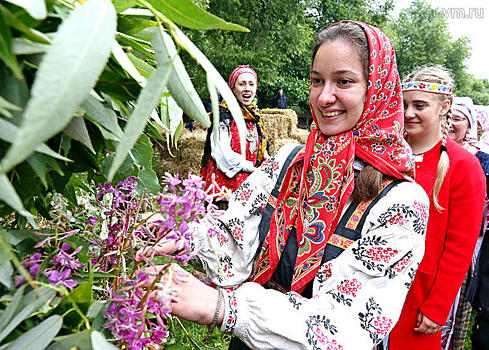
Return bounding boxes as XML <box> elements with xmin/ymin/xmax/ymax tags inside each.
<box><xmin>252</xmin><ymin>21</ymin><xmax>415</xmax><ymax>293</ymax></box>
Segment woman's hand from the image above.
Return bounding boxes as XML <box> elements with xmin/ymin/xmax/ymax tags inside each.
<box><xmin>414</xmin><ymin>311</ymin><xmax>442</xmax><ymax>334</ymax></box>
<box><xmin>151</xmin><ymin>264</ymin><xmax>223</xmax><ymax>326</ymax></box>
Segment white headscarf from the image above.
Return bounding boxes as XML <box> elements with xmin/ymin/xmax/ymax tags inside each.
<box><xmin>453</xmin><ymin>96</ymin><xmax>477</xmax><ymax>143</ymax></box>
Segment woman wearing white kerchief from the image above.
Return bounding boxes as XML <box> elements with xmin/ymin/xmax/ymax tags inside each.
<box><xmin>446</xmin><ymin>97</ymin><xmax>489</xmax><ymax>349</ymax></box>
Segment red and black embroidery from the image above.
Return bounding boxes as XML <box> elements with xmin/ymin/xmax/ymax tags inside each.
<box><xmin>217</xmin><ymin>255</ymin><xmax>235</xmax><ymax>283</ymax></box>
<box><xmin>326</xmin><ymin>278</ymin><xmax>363</xmax><ymax>306</ymax></box>
<box><xmin>305</xmin><ymin>315</ymin><xmax>340</xmax><ymax>350</ymax></box>
<box><xmin>385</xmin><ymin>252</ymin><xmax>413</xmax><ymax>279</ymax></box>
<box><xmin>234</xmin><ymin>182</ymin><xmax>252</xmax><ymax>205</ymax></box>
<box><xmin>222</xmin><ymin>289</ymin><xmax>238</xmax><ymax>334</ymax></box>
<box><xmin>352</xmin><ymin>236</ymin><xmax>390</xmax><ymax>272</ymax></box>
<box><xmin>249</xmin><ymin>193</ymin><xmax>269</xmax><ymax>216</ymax></box>
<box><xmin>316</xmin><ymin>262</ymin><xmax>333</xmax><ymax>284</ymax></box>
<box><xmin>358</xmin><ymin>297</ymin><xmax>393</xmax><ymax>343</ymax></box>
<box><xmin>377</xmin><ymin>203</ymin><xmax>426</xmax><ymax>235</ymax></box>
<box><xmin>260</xmin><ymin>155</ymin><xmax>279</xmax><ymax>179</ymax></box>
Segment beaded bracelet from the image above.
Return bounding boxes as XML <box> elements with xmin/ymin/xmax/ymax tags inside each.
<box><xmin>205</xmin><ymin>288</ymin><xmax>223</xmax><ymax>342</ymax></box>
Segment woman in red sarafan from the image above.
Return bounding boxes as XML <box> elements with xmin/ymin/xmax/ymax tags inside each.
<box><xmin>388</xmin><ymin>65</ymin><xmax>486</xmax><ymax>348</ymax></box>
<box><xmin>201</xmin><ymin>65</ymin><xmax>269</xmax><ymax>206</ymax></box>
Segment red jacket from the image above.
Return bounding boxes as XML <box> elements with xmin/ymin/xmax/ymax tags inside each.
<box><xmin>389</xmin><ymin>138</ymin><xmax>486</xmax><ymax>348</ymax></box>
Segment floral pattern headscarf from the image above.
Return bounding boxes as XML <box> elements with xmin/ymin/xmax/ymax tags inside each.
<box><xmin>252</xmin><ymin>21</ymin><xmax>415</xmax><ymax>293</ymax></box>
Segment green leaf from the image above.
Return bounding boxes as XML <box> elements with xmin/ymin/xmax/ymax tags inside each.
<box><xmin>0</xmin><ymin>0</ymin><xmax>116</xmax><ymax>174</ymax></box>
<box><xmin>0</xmin><ymin>260</ymin><xmax>13</xmax><ymax>289</ymax></box>
<box><xmin>132</xmin><ymin>134</ymin><xmax>153</xmax><ymax>168</ymax></box>
<box><xmin>0</xmin><ymin>285</ymin><xmax>25</xmax><ymax>333</ymax></box>
<box><xmin>153</xmin><ymin>29</ymin><xmax>209</xmax><ymax>128</ymax></box>
<box><xmin>0</xmin><ymin>8</ymin><xmax>22</xmax><ymax>79</ymax></box>
<box><xmin>0</xmin><ymin>174</ymin><xmax>31</xmax><ymax>218</ymax></box>
<box><xmin>127</xmin><ymin>52</ymin><xmax>155</xmax><ymax>78</ymax></box>
<box><xmin>0</xmin><ymin>95</ymin><xmax>21</xmax><ymax>118</ymax></box>
<box><xmin>81</xmin><ymin>95</ymin><xmax>123</xmax><ymax>139</ymax></box>
<box><xmin>69</xmin><ymin>280</ymin><xmax>93</xmax><ymax>306</ymax></box>
<box><xmin>45</xmin><ymin>329</ymin><xmax>92</xmax><ymax>350</ymax></box>
<box><xmin>12</xmin><ymin>38</ymin><xmax>49</xmax><ymax>55</ymax></box>
<box><xmin>5</xmin><ymin>315</ymin><xmax>62</xmax><ymax>350</ymax></box>
<box><xmin>136</xmin><ymin>168</ymin><xmax>160</xmax><ymax>194</ymax></box>
<box><xmin>0</xmin><ymin>118</ymin><xmax>71</xmax><ymax>162</ymax></box>
<box><xmin>145</xmin><ymin>0</ymin><xmax>249</xmax><ymax>32</ymax></box>
<box><xmin>63</xmin><ymin>117</ymin><xmax>95</xmax><ymax>153</ymax></box>
<box><xmin>114</xmin><ymin>0</ymin><xmax>137</xmax><ymax>13</ymax></box>
<box><xmin>107</xmin><ymin>45</ymin><xmax>173</xmax><ymax>180</ymax></box>
<box><xmin>111</xmin><ymin>41</ymin><xmax>146</xmax><ymax>86</ymax></box>
<box><xmin>0</xmin><ymin>287</ymin><xmax>55</xmax><ymax>342</ymax></box>
<box><xmin>171</xmin><ymin>26</ymin><xmax>246</xmax><ymax>155</ymax></box>
<box><xmin>3</xmin><ymin>0</ymin><xmax>47</xmax><ymax>20</ymax></box>
<box><xmin>1</xmin><ymin>4</ymin><xmax>50</xmax><ymax>44</ymax></box>
<box><xmin>91</xmin><ymin>331</ymin><xmax>118</xmax><ymax>350</ymax></box>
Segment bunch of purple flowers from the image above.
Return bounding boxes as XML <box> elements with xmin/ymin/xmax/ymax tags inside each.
<box><xmin>89</xmin><ymin>173</ymin><xmax>217</xmax><ymax>348</ymax></box>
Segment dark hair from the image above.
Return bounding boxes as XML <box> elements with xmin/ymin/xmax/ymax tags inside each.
<box><xmin>311</xmin><ymin>22</ymin><xmax>369</xmax><ymax>82</ymax></box>
<box><xmin>312</xmin><ymin>22</ymin><xmax>384</xmax><ymax>202</ymax></box>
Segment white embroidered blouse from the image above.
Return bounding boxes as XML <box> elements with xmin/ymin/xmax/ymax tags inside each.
<box><xmin>191</xmin><ymin>143</ymin><xmax>430</xmax><ymax>350</ymax></box>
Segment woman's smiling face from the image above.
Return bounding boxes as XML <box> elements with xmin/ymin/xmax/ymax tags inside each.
<box><xmin>309</xmin><ymin>38</ymin><xmax>367</xmax><ymax>136</ymax></box>
<box><xmin>232</xmin><ymin>72</ymin><xmax>257</xmax><ymax>106</ymax></box>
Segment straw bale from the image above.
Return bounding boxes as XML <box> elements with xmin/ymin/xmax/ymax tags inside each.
<box><xmin>158</xmin><ymin>109</ymin><xmax>310</xmax><ymax>176</ymax></box>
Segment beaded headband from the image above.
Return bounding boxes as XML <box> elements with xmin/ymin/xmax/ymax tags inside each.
<box><xmin>402</xmin><ymin>81</ymin><xmax>453</xmax><ymax>95</ymax></box>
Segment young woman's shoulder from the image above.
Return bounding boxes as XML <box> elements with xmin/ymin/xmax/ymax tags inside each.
<box><xmin>384</xmin><ymin>180</ymin><xmax>430</xmax><ymax>207</ymax></box>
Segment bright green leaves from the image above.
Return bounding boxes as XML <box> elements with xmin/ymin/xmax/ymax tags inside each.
<box><xmin>145</xmin><ymin>0</ymin><xmax>249</xmax><ymax>31</ymax></box>
<box><xmin>0</xmin><ymin>0</ymin><xmax>117</xmax><ymax>174</ymax></box>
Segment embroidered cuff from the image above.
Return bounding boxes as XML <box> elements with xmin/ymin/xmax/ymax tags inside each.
<box><xmin>220</xmin><ymin>288</ymin><xmax>238</xmax><ymax>334</ymax></box>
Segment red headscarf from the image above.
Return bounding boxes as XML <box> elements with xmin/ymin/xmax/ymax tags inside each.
<box><xmin>252</xmin><ymin>21</ymin><xmax>415</xmax><ymax>293</ymax></box>
<box><xmin>228</xmin><ymin>65</ymin><xmax>258</xmax><ymax>89</ymax></box>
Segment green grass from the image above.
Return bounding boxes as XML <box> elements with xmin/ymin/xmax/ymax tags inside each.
<box><xmin>164</xmin><ymin>317</ymin><xmax>230</xmax><ymax>350</ymax></box>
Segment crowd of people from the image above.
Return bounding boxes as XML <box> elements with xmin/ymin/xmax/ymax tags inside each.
<box><xmin>152</xmin><ymin>20</ymin><xmax>489</xmax><ymax>349</ymax></box>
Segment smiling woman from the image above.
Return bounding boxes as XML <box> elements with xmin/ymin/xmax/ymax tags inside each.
<box><xmin>151</xmin><ymin>21</ymin><xmax>433</xmax><ymax>350</ymax></box>
<box><xmin>201</xmin><ymin>65</ymin><xmax>269</xmax><ymax>208</ymax></box>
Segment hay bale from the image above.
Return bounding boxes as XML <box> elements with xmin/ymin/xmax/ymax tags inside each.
<box><xmin>158</xmin><ymin>109</ymin><xmax>310</xmax><ymax>176</ymax></box>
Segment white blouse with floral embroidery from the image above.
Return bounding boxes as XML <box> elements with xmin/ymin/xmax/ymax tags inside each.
<box><xmin>190</xmin><ymin>143</ymin><xmax>430</xmax><ymax>350</ymax></box>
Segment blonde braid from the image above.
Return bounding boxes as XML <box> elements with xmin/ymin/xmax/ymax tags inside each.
<box><xmin>433</xmin><ymin>102</ymin><xmax>452</xmax><ymax>211</ymax></box>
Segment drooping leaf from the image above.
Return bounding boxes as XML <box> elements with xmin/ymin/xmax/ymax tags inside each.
<box><xmin>0</xmin><ymin>174</ymin><xmax>31</xmax><ymax>218</ymax></box>
<box><xmin>171</xmin><ymin>26</ymin><xmax>246</xmax><ymax>155</ymax></box>
<box><xmin>91</xmin><ymin>331</ymin><xmax>118</xmax><ymax>350</ymax></box>
<box><xmin>0</xmin><ymin>118</ymin><xmax>71</xmax><ymax>162</ymax></box>
<box><xmin>0</xmin><ymin>4</ymin><xmax>50</xmax><ymax>43</ymax></box>
<box><xmin>107</xmin><ymin>49</ymin><xmax>173</xmax><ymax>180</ymax></box>
<box><xmin>45</xmin><ymin>329</ymin><xmax>92</xmax><ymax>350</ymax></box>
<box><xmin>145</xmin><ymin>0</ymin><xmax>248</xmax><ymax>32</ymax></box>
<box><xmin>63</xmin><ymin>117</ymin><xmax>95</xmax><ymax>153</ymax></box>
<box><xmin>0</xmin><ymin>95</ymin><xmax>21</xmax><ymax>118</ymax></box>
<box><xmin>81</xmin><ymin>95</ymin><xmax>123</xmax><ymax>139</ymax></box>
<box><xmin>153</xmin><ymin>29</ymin><xmax>210</xmax><ymax>128</ymax></box>
<box><xmin>0</xmin><ymin>8</ymin><xmax>22</xmax><ymax>79</ymax></box>
<box><xmin>113</xmin><ymin>0</ymin><xmax>137</xmax><ymax>13</ymax></box>
<box><xmin>3</xmin><ymin>0</ymin><xmax>47</xmax><ymax>20</ymax></box>
<box><xmin>0</xmin><ymin>285</ymin><xmax>25</xmax><ymax>334</ymax></box>
<box><xmin>5</xmin><ymin>315</ymin><xmax>62</xmax><ymax>350</ymax></box>
<box><xmin>111</xmin><ymin>41</ymin><xmax>146</xmax><ymax>86</ymax></box>
<box><xmin>12</xmin><ymin>38</ymin><xmax>49</xmax><ymax>55</ymax></box>
<box><xmin>0</xmin><ymin>260</ymin><xmax>13</xmax><ymax>289</ymax></box>
<box><xmin>0</xmin><ymin>0</ymin><xmax>116</xmax><ymax>174</ymax></box>
<box><xmin>126</xmin><ymin>52</ymin><xmax>155</xmax><ymax>78</ymax></box>
<box><xmin>0</xmin><ymin>287</ymin><xmax>55</xmax><ymax>342</ymax></box>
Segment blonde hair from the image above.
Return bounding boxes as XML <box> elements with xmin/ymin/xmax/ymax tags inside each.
<box><xmin>403</xmin><ymin>64</ymin><xmax>454</xmax><ymax>211</ymax></box>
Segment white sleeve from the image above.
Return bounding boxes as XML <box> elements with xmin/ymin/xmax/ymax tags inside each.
<box><xmin>210</xmin><ymin>119</ymin><xmax>256</xmax><ymax>177</ymax></box>
<box><xmin>190</xmin><ymin>143</ymin><xmax>300</xmax><ymax>287</ymax></box>
<box><xmin>219</xmin><ymin>182</ymin><xmax>430</xmax><ymax>350</ymax></box>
